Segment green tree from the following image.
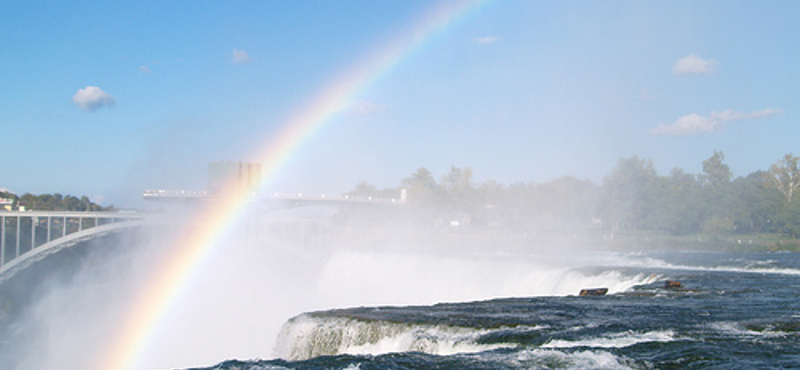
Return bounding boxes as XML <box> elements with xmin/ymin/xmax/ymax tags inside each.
<box><xmin>704</xmin><ymin>215</ymin><xmax>735</xmax><ymax>238</ymax></box>
<box><xmin>346</xmin><ymin>182</ymin><xmax>400</xmax><ymax>200</ymax></box>
<box><xmin>768</xmin><ymin>153</ymin><xmax>800</xmax><ymax>202</ymax></box>
<box><xmin>729</xmin><ymin>171</ymin><xmax>782</xmax><ymax>233</ymax></box>
<box><xmin>660</xmin><ymin>168</ymin><xmax>704</xmax><ymax>234</ymax></box>
<box><xmin>0</xmin><ymin>191</ymin><xmax>19</xmax><ymax>209</ymax></box>
<box><xmin>0</xmin><ymin>191</ymin><xmax>18</xmax><ymax>200</ymax></box>
<box><xmin>766</xmin><ymin>154</ymin><xmax>800</xmax><ymax>239</ymax></box>
<box><xmin>701</xmin><ymin>151</ymin><xmax>732</xmax><ymax>187</ymax></box>
<box><xmin>80</xmin><ymin>196</ymin><xmax>93</xmax><ymax>211</ymax></box>
<box><xmin>776</xmin><ymin>198</ymin><xmax>800</xmax><ymax>239</ymax></box>
<box><xmin>477</xmin><ymin>179</ymin><xmax>506</xmax><ymax>207</ymax></box>
<box><xmin>474</xmin><ymin>180</ymin><xmax>507</xmax><ymax>228</ymax></box>
<box><xmin>63</xmin><ymin>195</ymin><xmax>81</xmax><ymax>211</ymax></box>
<box><xmin>401</xmin><ymin>167</ymin><xmax>442</xmax><ymax>207</ymax></box>
<box><xmin>15</xmin><ymin>192</ymin><xmax>112</xmax><ymax>211</ymax></box>
<box><xmin>440</xmin><ymin>166</ymin><xmax>478</xmax><ymax>212</ymax></box>
<box><xmin>536</xmin><ymin>176</ymin><xmax>597</xmax><ymax>228</ymax></box>
<box><xmin>504</xmin><ymin>182</ymin><xmax>534</xmax><ymax>229</ymax></box>
<box><xmin>348</xmin><ymin>182</ymin><xmax>378</xmax><ymax>197</ymax></box>
<box><xmin>600</xmin><ymin>156</ymin><xmax>659</xmax><ymax>231</ymax></box>
<box><xmin>700</xmin><ymin>151</ymin><xmax>735</xmax><ymax>223</ymax></box>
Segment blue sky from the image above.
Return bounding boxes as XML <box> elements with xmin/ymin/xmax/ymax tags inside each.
<box><xmin>1</xmin><ymin>0</ymin><xmax>798</xmax><ymax>207</ymax></box>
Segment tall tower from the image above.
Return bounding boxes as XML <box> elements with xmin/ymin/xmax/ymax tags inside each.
<box><xmin>208</xmin><ymin>161</ymin><xmax>262</xmax><ymax>195</ymax></box>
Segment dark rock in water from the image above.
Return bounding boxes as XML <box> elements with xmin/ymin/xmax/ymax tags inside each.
<box><xmin>664</xmin><ymin>280</ymin><xmax>682</xmax><ymax>289</ymax></box>
<box><xmin>579</xmin><ymin>288</ymin><xmax>608</xmax><ymax>296</ymax></box>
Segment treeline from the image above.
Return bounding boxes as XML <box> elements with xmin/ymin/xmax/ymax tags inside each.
<box><xmin>347</xmin><ymin>151</ymin><xmax>800</xmax><ymax>240</ymax></box>
<box><xmin>0</xmin><ymin>192</ymin><xmax>114</xmax><ymax>212</ymax></box>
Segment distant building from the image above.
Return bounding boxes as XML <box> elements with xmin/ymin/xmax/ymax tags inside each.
<box><xmin>0</xmin><ymin>197</ymin><xmax>13</xmax><ymax>211</ymax></box>
<box><xmin>208</xmin><ymin>161</ymin><xmax>262</xmax><ymax>195</ymax></box>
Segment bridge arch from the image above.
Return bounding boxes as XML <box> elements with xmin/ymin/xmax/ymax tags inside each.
<box><xmin>0</xmin><ymin>212</ymin><xmax>146</xmax><ymax>282</ymax></box>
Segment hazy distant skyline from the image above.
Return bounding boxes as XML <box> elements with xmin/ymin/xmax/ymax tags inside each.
<box><xmin>2</xmin><ymin>1</ymin><xmax>797</xmax><ymax>207</ymax></box>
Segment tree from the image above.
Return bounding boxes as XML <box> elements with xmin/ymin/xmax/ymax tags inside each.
<box><xmin>477</xmin><ymin>179</ymin><xmax>506</xmax><ymax>207</ymax></box>
<box><xmin>346</xmin><ymin>182</ymin><xmax>399</xmax><ymax>200</ymax></box>
<box><xmin>764</xmin><ymin>154</ymin><xmax>800</xmax><ymax>239</ymax></box>
<box><xmin>63</xmin><ymin>195</ymin><xmax>81</xmax><ymax>211</ymax></box>
<box><xmin>537</xmin><ymin>176</ymin><xmax>598</xmax><ymax>227</ymax></box>
<box><xmin>704</xmin><ymin>215</ymin><xmax>735</xmax><ymax>238</ymax></box>
<box><xmin>660</xmin><ymin>168</ymin><xmax>704</xmax><ymax>234</ymax></box>
<box><xmin>729</xmin><ymin>171</ymin><xmax>782</xmax><ymax>233</ymax></box>
<box><xmin>0</xmin><ymin>191</ymin><xmax>19</xmax><ymax>209</ymax></box>
<box><xmin>348</xmin><ymin>182</ymin><xmax>378</xmax><ymax>197</ymax></box>
<box><xmin>504</xmin><ymin>182</ymin><xmax>535</xmax><ymax>229</ymax></box>
<box><xmin>701</xmin><ymin>151</ymin><xmax>732</xmax><ymax>187</ymax></box>
<box><xmin>776</xmin><ymin>198</ymin><xmax>800</xmax><ymax>240</ymax></box>
<box><xmin>14</xmin><ymin>192</ymin><xmax>111</xmax><ymax>211</ymax></box>
<box><xmin>700</xmin><ymin>151</ymin><xmax>735</xmax><ymax>222</ymax></box>
<box><xmin>768</xmin><ymin>153</ymin><xmax>800</xmax><ymax>202</ymax></box>
<box><xmin>440</xmin><ymin>166</ymin><xmax>478</xmax><ymax>212</ymax></box>
<box><xmin>401</xmin><ymin>167</ymin><xmax>441</xmax><ymax>206</ymax></box>
<box><xmin>600</xmin><ymin>156</ymin><xmax>658</xmax><ymax>231</ymax></box>
<box><xmin>80</xmin><ymin>196</ymin><xmax>93</xmax><ymax>211</ymax></box>
<box><xmin>474</xmin><ymin>180</ymin><xmax>507</xmax><ymax>227</ymax></box>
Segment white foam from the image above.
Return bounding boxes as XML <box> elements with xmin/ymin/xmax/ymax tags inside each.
<box><xmin>274</xmin><ymin>314</ymin><xmax>514</xmax><ymax>361</ymax></box>
<box><xmin>510</xmin><ymin>348</ymin><xmax>638</xmax><ymax>369</ymax></box>
<box><xmin>541</xmin><ymin>330</ymin><xmax>679</xmax><ymax>349</ymax></box>
<box><xmin>612</xmin><ymin>254</ymin><xmax>800</xmax><ymax>276</ymax></box>
<box><xmin>709</xmin><ymin>322</ymin><xmax>790</xmax><ymax>338</ymax></box>
<box><xmin>343</xmin><ymin>327</ymin><xmax>510</xmax><ymax>357</ymax></box>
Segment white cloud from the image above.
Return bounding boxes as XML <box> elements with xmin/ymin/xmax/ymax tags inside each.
<box><xmin>473</xmin><ymin>36</ymin><xmax>500</xmax><ymax>45</ymax></box>
<box><xmin>650</xmin><ymin>108</ymin><xmax>782</xmax><ymax>136</ymax></box>
<box><xmin>673</xmin><ymin>54</ymin><xmax>718</xmax><ymax>75</ymax></box>
<box><xmin>72</xmin><ymin>86</ymin><xmax>115</xmax><ymax>112</ymax></box>
<box><xmin>639</xmin><ymin>88</ymin><xmax>660</xmax><ymax>102</ymax></box>
<box><xmin>347</xmin><ymin>100</ymin><xmax>388</xmax><ymax>115</ymax></box>
<box><xmin>138</xmin><ymin>65</ymin><xmax>151</xmax><ymax>74</ymax></box>
<box><xmin>232</xmin><ymin>48</ymin><xmax>252</xmax><ymax>64</ymax></box>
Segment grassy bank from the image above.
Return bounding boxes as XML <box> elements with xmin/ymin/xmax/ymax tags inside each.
<box><xmin>588</xmin><ymin>230</ymin><xmax>800</xmax><ymax>252</ymax></box>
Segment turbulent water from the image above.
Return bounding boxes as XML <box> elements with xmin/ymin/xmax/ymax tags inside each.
<box><xmin>190</xmin><ymin>251</ymin><xmax>800</xmax><ymax>370</ymax></box>
<box><xmin>2</xmin><ymin>234</ymin><xmax>799</xmax><ymax>370</ymax></box>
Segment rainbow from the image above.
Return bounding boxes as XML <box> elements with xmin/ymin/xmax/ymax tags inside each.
<box><xmin>98</xmin><ymin>1</ymin><xmax>491</xmax><ymax>369</ymax></box>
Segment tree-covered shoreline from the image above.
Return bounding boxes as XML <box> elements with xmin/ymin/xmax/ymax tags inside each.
<box><xmin>0</xmin><ymin>191</ymin><xmax>114</xmax><ymax>212</ymax></box>
<box><xmin>346</xmin><ymin>152</ymin><xmax>800</xmax><ymax>252</ymax></box>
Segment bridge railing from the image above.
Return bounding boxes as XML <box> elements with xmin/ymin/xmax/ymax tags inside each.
<box><xmin>143</xmin><ymin>189</ymin><xmax>406</xmax><ymax>205</ymax></box>
<box><xmin>268</xmin><ymin>193</ymin><xmax>404</xmax><ymax>205</ymax></box>
<box><xmin>0</xmin><ymin>211</ymin><xmax>144</xmax><ymax>268</ymax></box>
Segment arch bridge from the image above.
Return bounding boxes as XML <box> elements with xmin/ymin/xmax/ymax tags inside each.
<box><xmin>0</xmin><ymin>211</ymin><xmax>146</xmax><ymax>281</ymax></box>
<box><xmin>1</xmin><ymin>193</ymin><xmax>405</xmax><ymax>281</ymax></box>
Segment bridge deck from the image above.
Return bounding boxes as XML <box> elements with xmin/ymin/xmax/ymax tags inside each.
<box><xmin>143</xmin><ymin>190</ymin><xmax>406</xmax><ymax>205</ymax></box>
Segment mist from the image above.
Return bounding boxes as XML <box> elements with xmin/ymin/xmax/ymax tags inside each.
<box><xmin>2</xmin><ymin>149</ymin><xmax>799</xmax><ymax>369</ymax></box>
<box><xmin>0</xmin><ymin>191</ymin><xmax>658</xmax><ymax>370</ymax></box>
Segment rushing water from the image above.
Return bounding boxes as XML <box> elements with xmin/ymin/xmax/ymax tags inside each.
<box><xmin>2</xmin><ymin>233</ymin><xmax>799</xmax><ymax>369</ymax></box>
<box><xmin>191</xmin><ymin>251</ymin><xmax>800</xmax><ymax>370</ymax></box>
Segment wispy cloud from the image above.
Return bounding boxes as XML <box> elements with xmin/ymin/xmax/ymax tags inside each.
<box><xmin>638</xmin><ymin>88</ymin><xmax>660</xmax><ymax>102</ymax></box>
<box><xmin>232</xmin><ymin>48</ymin><xmax>252</xmax><ymax>64</ymax></box>
<box><xmin>473</xmin><ymin>36</ymin><xmax>500</xmax><ymax>45</ymax></box>
<box><xmin>72</xmin><ymin>86</ymin><xmax>115</xmax><ymax>112</ymax></box>
<box><xmin>673</xmin><ymin>54</ymin><xmax>718</xmax><ymax>75</ymax></box>
<box><xmin>347</xmin><ymin>100</ymin><xmax>388</xmax><ymax>115</ymax></box>
<box><xmin>138</xmin><ymin>60</ymin><xmax>158</xmax><ymax>74</ymax></box>
<box><xmin>650</xmin><ymin>109</ymin><xmax>782</xmax><ymax>136</ymax></box>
